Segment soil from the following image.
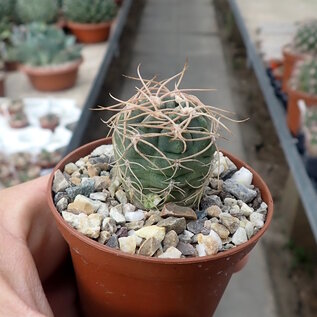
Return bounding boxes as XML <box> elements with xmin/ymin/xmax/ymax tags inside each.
<box><xmin>214</xmin><ymin>1</ymin><xmax>317</xmax><ymax>316</ymax></box>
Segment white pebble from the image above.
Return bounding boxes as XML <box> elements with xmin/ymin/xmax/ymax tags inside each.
<box><xmin>128</xmin><ymin>230</ymin><xmax>143</xmax><ymax>246</ymax></box>
<box><xmin>125</xmin><ymin>211</ymin><xmax>145</xmax><ymax>222</ymax></box>
<box><xmin>90</xmin><ymin>192</ymin><xmax>108</xmax><ymax>202</ymax></box>
<box><xmin>250</xmin><ymin>212</ymin><xmax>264</xmax><ymax>228</ymax></box>
<box><xmin>158</xmin><ymin>246</ymin><xmax>182</xmax><ymax>259</ymax></box>
<box><xmin>231</xmin><ymin>167</ymin><xmax>253</xmax><ymax>188</ymax></box>
<box><xmin>135</xmin><ymin>225</ymin><xmax>166</xmax><ymax>242</ymax></box>
<box><xmin>123</xmin><ymin>203</ymin><xmax>136</xmax><ymax>214</ymax></box>
<box><xmin>232</xmin><ymin>227</ymin><xmax>248</xmax><ymax>245</ymax></box>
<box><xmin>110</xmin><ymin>206</ymin><xmax>126</xmax><ymax>224</ymax></box>
<box><xmin>239</xmin><ymin>201</ymin><xmax>254</xmax><ymax>216</ymax></box>
<box><xmin>118</xmin><ymin>236</ymin><xmax>137</xmax><ymax>254</ymax></box>
<box><xmin>196</xmin><ymin>244</ymin><xmax>207</xmax><ymax>257</ymax></box>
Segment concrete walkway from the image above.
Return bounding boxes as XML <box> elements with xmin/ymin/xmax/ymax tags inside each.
<box><xmin>118</xmin><ymin>0</ymin><xmax>277</xmax><ymax>315</ymax></box>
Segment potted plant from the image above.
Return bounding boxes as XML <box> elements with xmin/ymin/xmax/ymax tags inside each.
<box><xmin>15</xmin><ymin>0</ymin><xmax>59</xmax><ymax>24</ymax></box>
<box><xmin>14</xmin><ymin>22</ymin><xmax>82</xmax><ymax>91</ymax></box>
<box><xmin>287</xmin><ymin>58</ymin><xmax>317</xmax><ymax>135</ymax></box>
<box><xmin>47</xmin><ymin>66</ymin><xmax>273</xmax><ymax>317</ymax></box>
<box><xmin>9</xmin><ymin>111</ymin><xmax>29</xmax><ymax>128</ymax></box>
<box><xmin>39</xmin><ymin>113</ymin><xmax>60</xmax><ymax>131</ymax></box>
<box><xmin>63</xmin><ymin>0</ymin><xmax>118</xmax><ymax>43</ymax></box>
<box><xmin>282</xmin><ymin>19</ymin><xmax>317</xmax><ymax>92</ymax></box>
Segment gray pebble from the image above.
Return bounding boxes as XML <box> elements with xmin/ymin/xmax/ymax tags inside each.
<box><xmin>223</xmin><ymin>179</ymin><xmax>257</xmax><ymax>203</ymax></box>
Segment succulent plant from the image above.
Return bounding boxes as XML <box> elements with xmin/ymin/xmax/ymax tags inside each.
<box><xmin>15</xmin><ymin>0</ymin><xmax>59</xmax><ymax>24</ymax></box>
<box><xmin>293</xmin><ymin>20</ymin><xmax>317</xmax><ymax>55</ymax></box>
<box><xmin>10</xmin><ymin>23</ymin><xmax>82</xmax><ymax>66</ymax></box>
<box><xmin>106</xmin><ymin>65</ymin><xmax>228</xmax><ymax>210</ymax></box>
<box><xmin>63</xmin><ymin>0</ymin><xmax>117</xmax><ymax>24</ymax></box>
<box><xmin>291</xmin><ymin>58</ymin><xmax>317</xmax><ymax>95</ymax></box>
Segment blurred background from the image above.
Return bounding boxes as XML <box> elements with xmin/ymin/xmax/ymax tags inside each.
<box><xmin>1</xmin><ymin>0</ymin><xmax>317</xmax><ymax>316</ymax></box>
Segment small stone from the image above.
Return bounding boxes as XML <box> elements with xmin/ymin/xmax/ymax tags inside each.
<box><xmin>230</xmin><ymin>167</ymin><xmax>253</xmax><ymax>188</ymax></box>
<box><xmin>206</xmin><ymin>205</ymin><xmax>221</xmax><ymax>218</ymax></box>
<box><xmin>209</xmin><ymin>178</ymin><xmax>223</xmax><ymax>190</ymax></box>
<box><xmin>64</xmin><ymin>162</ymin><xmax>78</xmax><ymax>175</ymax></box>
<box><xmin>123</xmin><ymin>203</ymin><xmax>136</xmax><ymax>214</ymax></box>
<box><xmin>75</xmin><ymin>158</ymin><xmax>86</xmax><ymax>168</ymax></box>
<box><xmin>105</xmin><ymin>235</ymin><xmax>118</xmax><ymax>248</ymax></box>
<box><xmin>157</xmin><ymin>217</ymin><xmax>186</xmax><ymax>234</ymax></box>
<box><xmin>90</xmin><ymin>192</ymin><xmax>108</xmax><ymax>202</ymax></box>
<box><xmin>70</xmin><ymin>176</ymin><xmax>81</xmax><ymax>186</ymax></box>
<box><xmin>210</xmin><ymin>217</ymin><xmax>219</xmax><ymax>223</ymax></box>
<box><xmin>88</xmin><ymin>157</ymin><xmax>109</xmax><ymax>170</ymax></box>
<box><xmin>161</xmin><ymin>203</ymin><xmax>197</xmax><ymax>220</ymax></box>
<box><xmin>52</xmin><ymin>170</ymin><xmax>69</xmax><ymax>193</ymax></box>
<box><xmin>125</xmin><ymin>220</ymin><xmax>144</xmax><ymax>231</ymax></box>
<box><xmin>210</xmin><ymin>223</ymin><xmax>230</xmax><ymax>239</ymax></box>
<box><xmin>232</xmin><ymin>227</ymin><xmax>248</xmax><ymax>245</ymax></box>
<box><xmin>186</xmin><ymin>219</ymin><xmax>205</xmax><ymax>234</ymax></box>
<box><xmin>56</xmin><ymin>197</ymin><xmax>68</xmax><ymax>212</ymax></box>
<box><xmin>256</xmin><ymin>202</ymin><xmax>268</xmax><ymax>216</ymax></box>
<box><xmin>245</xmin><ymin>221</ymin><xmax>254</xmax><ymax>239</ymax></box>
<box><xmin>138</xmin><ymin>237</ymin><xmax>160</xmax><ymax>257</ymax></box>
<box><xmin>98</xmin><ymin>231</ymin><xmax>111</xmax><ymax>244</ymax></box>
<box><xmin>65</xmin><ymin>179</ymin><xmax>95</xmax><ymax>201</ymax></box>
<box><xmin>197</xmin><ymin>231</ymin><xmax>222</xmax><ymax>255</ymax></box>
<box><xmin>54</xmin><ymin>192</ymin><xmax>68</xmax><ymax>204</ymax></box>
<box><xmin>154</xmin><ymin>245</ymin><xmax>164</xmax><ymax>257</ymax></box>
<box><xmin>108</xmin><ymin>199</ymin><xmax>120</xmax><ymax>207</ymax></box>
<box><xmin>219</xmin><ymin>213</ymin><xmax>240</xmax><ymax>234</ymax></box>
<box><xmin>110</xmin><ymin>205</ymin><xmax>126</xmax><ymax>224</ymax></box>
<box><xmin>118</xmin><ymin>236</ymin><xmax>136</xmax><ymax>254</ymax></box>
<box><xmin>163</xmin><ymin>230</ymin><xmax>179</xmax><ymax>250</ymax></box>
<box><xmin>91</xmin><ymin>144</ymin><xmax>114</xmax><ymax>159</ymax></box>
<box><xmin>178</xmin><ymin>230</ymin><xmax>194</xmax><ymax>243</ymax></box>
<box><xmin>229</xmin><ymin>205</ymin><xmax>241</xmax><ymax>217</ymax></box>
<box><xmin>135</xmin><ymin>225</ymin><xmax>166</xmax><ymax>242</ymax></box>
<box><xmin>116</xmin><ymin>227</ymin><xmax>128</xmax><ymax>238</ymax></box>
<box><xmin>250</xmin><ymin>212</ymin><xmax>264</xmax><ymax>228</ymax></box>
<box><xmin>239</xmin><ymin>201</ymin><xmax>254</xmax><ymax>216</ymax></box>
<box><xmin>158</xmin><ymin>246</ymin><xmax>182</xmax><ymax>259</ymax></box>
<box><xmin>87</xmin><ymin>165</ymin><xmax>100</xmax><ymax>177</ymax></box>
<box><xmin>62</xmin><ymin>211</ymin><xmax>102</xmax><ymax>239</ymax></box>
<box><xmin>210</xmin><ymin>152</ymin><xmax>237</xmax><ymax>178</ymax></box>
<box><xmin>196</xmin><ymin>244</ymin><xmax>207</xmax><ymax>257</ymax></box>
<box><xmin>109</xmin><ymin>177</ymin><xmax>121</xmax><ymax>197</ymax></box>
<box><xmin>251</xmin><ymin>188</ymin><xmax>263</xmax><ymax>210</ymax></box>
<box><xmin>96</xmin><ymin>203</ymin><xmax>109</xmax><ymax>218</ymax></box>
<box><xmin>115</xmin><ymin>189</ymin><xmax>128</xmax><ymax>204</ymax></box>
<box><xmin>224</xmin><ymin>197</ymin><xmax>238</xmax><ymax>206</ymax></box>
<box><xmin>128</xmin><ymin>231</ymin><xmax>143</xmax><ymax>247</ymax></box>
<box><xmin>145</xmin><ymin>214</ymin><xmax>163</xmax><ymax>226</ymax></box>
<box><xmin>223</xmin><ymin>179</ymin><xmax>257</xmax><ymax>203</ymax></box>
<box><xmin>67</xmin><ymin>194</ymin><xmax>101</xmax><ymax>215</ymax></box>
<box><xmin>93</xmin><ymin>175</ymin><xmax>111</xmax><ymax>190</ymax></box>
<box><xmin>125</xmin><ymin>211</ymin><xmax>145</xmax><ymax>222</ymax></box>
<box><xmin>201</xmin><ymin>227</ymin><xmax>211</xmax><ymax>235</ymax></box>
<box><xmin>101</xmin><ymin>217</ymin><xmax>117</xmax><ymax>234</ymax></box>
<box><xmin>177</xmin><ymin>241</ymin><xmax>196</xmax><ymax>257</ymax></box>
<box><xmin>200</xmin><ymin>195</ymin><xmax>223</xmax><ymax>209</ymax></box>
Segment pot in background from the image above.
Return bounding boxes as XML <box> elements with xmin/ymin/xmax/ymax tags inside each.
<box><xmin>0</xmin><ymin>73</ymin><xmax>4</xmax><ymax>97</ymax></box>
<box><xmin>47</xmin><ymin>138</ymin><xmax>273</xmax><ymax>317</ymax></box>
<box><xmin>67</xmin><ymin>21</ymin><xmax>112</xmax><ymax>43</ymax></box>
<box><xmin>20</xmin><ymin>58</ymin><xmax>82</xmax><ymax>92</ymax></box>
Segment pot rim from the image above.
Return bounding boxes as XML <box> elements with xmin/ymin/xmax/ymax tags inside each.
<box><xmin>47</xmin><ymin>137</ymin><xmax>274</xmax><ymax>265</ymax></box>
<box><xmin>67</xmin><ymin>20</ymin><xmax>113</xmax><ymax>29</ymax></box>
<box><xmin>19</xmin><ymin>57</ymin><xmax>83</xmax><ymax>75</ymax></box>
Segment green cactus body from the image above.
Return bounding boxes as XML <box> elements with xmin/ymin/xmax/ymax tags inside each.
<box><xmin>109</xmin><ymin>66</ymin><xmax>224</xmax><ymax>210</ymax></box>
<box><xmin>15</xmin><ymin>0</ymin><xmax>58</xmax><ymax>24</ymax></box>
<box><xmin>293</xmin><ymin>20</ymin><xmax>317</xmax><ymax>55</ymax></box>
<box><xmin>63</xmin><ymin>0</ymin><xmax>117</xmax><ymax>24</ymax></box>
<box><xmin>291</xmin><ymin>59</ymin><xmax>317</xmax><ymax>95</ymax></box>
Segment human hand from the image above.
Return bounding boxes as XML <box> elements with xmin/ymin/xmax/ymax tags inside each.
<box><xmin>0</xmin><ymin>175</ymin><xmax>79</xmax><ymax>317</ymax></box>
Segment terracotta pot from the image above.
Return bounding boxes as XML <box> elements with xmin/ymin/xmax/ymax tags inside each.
<box><xmin>67</xmin><ymin>21</ymin><xmax>112</xmax><ymax>43</ymax></box>
<box><xmin>0</xmin><ymin>75</ymin><xmax>4</xmax><ymax>97</ymax></box>
<box><xmin>287</xmin><ymin>88</ymin><xmax>317</xmax><ymax>135</ymax></box>
<box><xmin>19</xmin><ymin>58</ymin><xmax>82</xmax><ymax>92</ymax></box>
<box><xmin>47</xmin><ymin>138</ymin><xmax>273</xmax><ymax>317</ymax></box>
<box><xmin>282</xmin><ymin>46</ymin><xmax>306</xmax><ymax>92</ymax></box>
<box><xmin>4</xmin><ymin>61</ymin><xmax>20</xmax><ymax>72</ymax></box>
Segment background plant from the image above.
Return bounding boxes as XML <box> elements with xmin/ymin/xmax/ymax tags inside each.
<box><xmin>63</xmin><ymin>0</ymin><xmax>117</xmax><ymax>24</ymax></box>
<box><xmin>292</xmin><ymin>20</ymin><xmax>317</xmax><ymax>55</ymax></box>
<box><xmin>11</xmin><ymin>23</ymin><xmax>82</xmax><ymax>66</ymax></box>
<box><xmin>15</xmin><ymin>0</ymin><xmax>59</xmax><ymax>24</ymax></box>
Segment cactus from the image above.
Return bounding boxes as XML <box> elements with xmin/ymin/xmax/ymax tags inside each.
<box><xmin>106</xmin><ymin>65</ymin><xmax>229</xmax><ymax>209</ymax></box>
<box><xmin>63</xmin><ymin>0</ymin><xmax>117</xmax><ymax>24</ymax></box>
<box><xmin>10</xmin><ymin>23</ymin><xmax>82</xmax><ymax>66</ymax></box>
<box><xmin>291</xmin><ymin>58</ymin><xmax>317</xmax><ymax>95</ymax></box>
<box><xmin>15</xmin><ymin>0</ymin><xmax>58</xmax><ymax>24</ymax></box>
<box><xmin>293</xmin><ymin>20</ymin><xmax>317</xmax><ymax>55</ymax></box>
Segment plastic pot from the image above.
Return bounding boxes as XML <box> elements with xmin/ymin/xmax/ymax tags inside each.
<box><xmin>4</xmin><ymin>61</ymin><xmax>20</xmax><ymax>72</ymax></box>
<box><xmin>282</xmin><ymin>46</ymin><xmax>306</xmax><ymax>92</ymax></box>
<box><xmin>19</xmin><ymin>58</ymin><xmax>82</xmax><ymax>92</ymax></box>
<box><xmin>67</xmin><ymin>21</ymin><xmax>112</xmax><ymax>43</ymax></box>
<box><xmin>287</xmin><ymin>88</ymin><xmax>317</xmax><ymax>135</ymax></box>
<box><xmin>47</xmin><ymin>138</ymin><xmax>273</xmax><ymax>317</ymax></box>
